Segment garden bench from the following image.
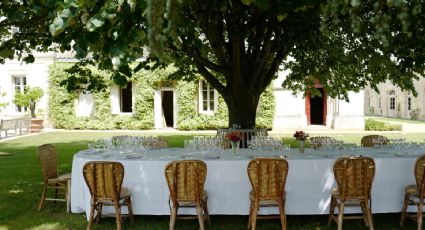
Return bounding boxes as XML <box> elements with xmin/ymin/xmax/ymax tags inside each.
<box><xmin>0</xmin><ymin>118</ymin><xmax>31</xmax><ymax>139</ymax></box>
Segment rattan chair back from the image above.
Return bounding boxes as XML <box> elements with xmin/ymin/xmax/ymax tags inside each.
<box><xmin>247</xmin><ymin>158</ymin><xmax>289</xmax><ymax>200</ymax></box>
<box><xmin>165</xmin><ymin>160</ymin><xmax>207</xmax><ymax>203</ymax></box>
<box><xmin>414</xmin><ymin>155</ymin><xmax>425</xmax><ymax>198</ymax></box>
<box><xmin>37</xmin><ymin>144</ymin><xmax>59</xmax><ymax>181</ymax></box>
<box><xmin>310</xmin><ymin>136</ymin><xmax>335</xmax><ymax>149</ymax></box>
<box><xmin>83</xmin><ymin>161</ymin><xmax>125</xmax><ymax>201</ymax></box>
<box><xmin>333</xmin><ymin>157</ymin><xmax>375</xmax><ymax>201</ymax></box>
<box><xmin>361</xmin><ymin>135</ymin><xmax>388</xmax><ymax>147</ymax></box>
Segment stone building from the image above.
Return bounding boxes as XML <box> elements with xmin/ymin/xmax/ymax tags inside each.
<box><xmin>0</xmin><ymin>52</ymin><xmax>365</xmax><ymax>130</ymax></box>
<box><xmin>364</xmin><ymin>77</ymin><xmax>425</xmax><ymax>120</ymax></box>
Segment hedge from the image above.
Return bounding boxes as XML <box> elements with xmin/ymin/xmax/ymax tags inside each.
<box><xmin>365</xmin><ymin>118</ymin><xmax>402</xmax><ymax>131</ymax></box>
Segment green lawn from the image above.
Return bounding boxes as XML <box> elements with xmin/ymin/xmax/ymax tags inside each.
<box><xmin>366</xmin><ymin>116</ymin><xmax>425</xmax><ymax>124</ymax></box>
<box><xmin>0</xmin><ymin>131</ymin><xmax>421</xmax><ymax>230</ymax></box>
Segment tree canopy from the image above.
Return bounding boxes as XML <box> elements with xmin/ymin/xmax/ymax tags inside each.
<box><xmin>0</xmin><ymin>0</ymin><xmax>424</xmax><ymax>128</ymax></box>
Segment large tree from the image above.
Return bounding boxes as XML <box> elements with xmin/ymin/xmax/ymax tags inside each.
<box><xmin>0</xmin><ymin>0</ymin><xmax>423</xmax><ymax>128</ymax></box>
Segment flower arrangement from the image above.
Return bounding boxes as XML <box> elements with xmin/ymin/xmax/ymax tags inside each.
<box><xmin>293</xmin><ymin>131</ymin><xmax>309</xmax><ymax>141</ymax></box>
<box><xmin>226</xmin><ymin>131</ymin><xmax>243</xmax><ymax>142</ymax></box>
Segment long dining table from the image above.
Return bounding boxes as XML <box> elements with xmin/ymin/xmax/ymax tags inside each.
<box><xmin>71</xmin><ymin>146</ymin><xmax>425</xmax><ymax>218</ymax></box>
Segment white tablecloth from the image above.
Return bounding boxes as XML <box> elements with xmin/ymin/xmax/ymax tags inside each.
<box><xmin>71</xmin><ymin>147</ymin><xmax>425</xmax><ymax>217</ymax></box>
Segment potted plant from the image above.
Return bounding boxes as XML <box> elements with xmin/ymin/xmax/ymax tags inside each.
<box><xmin>13</xmin><ymin>86</ymin><xmax>44</xmax><ymax>132</ymax></box>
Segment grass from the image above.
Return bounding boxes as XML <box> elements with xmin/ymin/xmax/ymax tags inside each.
<box><xmin>366</xmin><ymin>116</ymin><xmax>425</xmax><ymax>124</ymax></box>
<box><xmin>0</xmin><ymin>131</ymin><xmax>422</xmax><ymax>229</ymax></box>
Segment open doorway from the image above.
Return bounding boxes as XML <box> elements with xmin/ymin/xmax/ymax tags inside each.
<box><xmin>310</xmin><ymin>88</ymin><xmax>324</xmax><ymax>124</ymax></box>
<box><xmin>161</xmin><ymin>91</ymin><xmax>174</xmax><ymax>127</ymax></box>
<box><xmin>306</xmin><ymin>88</ymin><xmax>327</xmax><ymax>125</ymax></box>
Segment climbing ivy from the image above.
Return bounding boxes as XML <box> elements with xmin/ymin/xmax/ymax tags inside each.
<box><xmin>48</xmin><ymin>62</ymin><xmax>275</xmax><ymax>130</ymax></box>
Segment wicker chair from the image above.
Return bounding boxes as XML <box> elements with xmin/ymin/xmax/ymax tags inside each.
<box><xmin>164</xmin><ymin>160</ymin><xmax>210</xmax><ymax>230</ymax></box>
<box><xmin>37</xmin><ymin>144</ymin><xmax>71</xmax><ymax>212</ymax></box>
<box><xmin>360</xmin><ymin>135</ymin><xmax>389</xmax><ymax>147</ymax></box>
<box><xmin>309</xmin><ymin>136</ymin><xmax>336</xmax><ymax>149</ymax></box>
<box><xmin>400</xmin><ymin>155</ymin><xmax>425</xmax><ymax>229</ymax></box>
<box><xmin>83</xmin><ymin>161</ymin><xmax>135</xmax><ymax>230</ymax></box>
<box><xmin>328</xmin><ymin>156</ymin><xmax>375</xmax><ymax>230</ymax></box>
<box><xmin>247</xmin><ymin>158</ymin><xmax>289</xmax><ymax>230</ymax></box>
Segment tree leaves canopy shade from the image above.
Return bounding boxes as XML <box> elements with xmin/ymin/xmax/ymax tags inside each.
<box><xmin>0</xmin><ymin>0</ymin><xmax>423</xmax><ymax>128</ymax></box>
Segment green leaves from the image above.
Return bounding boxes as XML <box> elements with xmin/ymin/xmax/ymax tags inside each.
<box><xmin>60</xmin><ymin>63</ymin><xmax>109</xmax><ymax>93</ymax></box>
<box><xmin>112</xmin><ymin>72</ymin><xmax>128</xmax><ymax>86</ymax></box>
<box><xmin>0</xmin><ymin>47</ymin><xmax>14</xmax><ymax>59</ymax></box>
<box><xmin>22</xmin><ymin>54</ymin><xmax>35</xmax><ymax>63</ymax></box>
<box><xmin>49</xmin><ymin>16</ymin><xmax>65</xmax><ymax>36</ymax></box>
<box><xmin>86</xmin><ymin>16</ymin><xmax>105</xmax><ymax>31</ymax></box>
<box><xmin>240</xmin><ymin>0</ymin><xmax>255</xmax><ymax>6</ymax></box>
<box><xmin>13</xmin><ymin>87</ymin><xmax>44</xmax><ymax>108</ymax></box>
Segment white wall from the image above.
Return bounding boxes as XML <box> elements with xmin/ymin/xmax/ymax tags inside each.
<box><xmin>272</xmin><ymin>70</ymin><xmax>364</xmax><ymax>130</ymax></box>
<box><xmin>0</xmin><ymin>53</ymin><xmax>53</xmax><ymax>119</ymax></box>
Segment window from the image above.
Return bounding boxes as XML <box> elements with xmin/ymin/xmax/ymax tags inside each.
<box><xmin>120</xmin><ymin>82</ymin><xmax>132</xmax><ymax>113</ymax></box>
<box><xmin>390</xmin><ymin>97</ymin><xmax>395</xmax><ymax>110</ymax></box>
<box><xmin>199</xmin><ymin>80</ymin><xmax>217</xmax><ymax>114</ymax></box>
<box><xmin>76</xmin><ymin>91</ymin><xmax>94</xmax><ymax>117</ymax></box>
<box><xmin>378</xmin><ymin>98</ymin><xmax>381</xmax><ymax>109</ymax></box>
<box><xmin>408</xmin><ymin>97</ymin><xmax>411</xmax><ymax>111</ymax></box>
<box><xmin>13</xmin><ymin>75</ymin><xmax>27</xmax><ymax>112</ymax></box>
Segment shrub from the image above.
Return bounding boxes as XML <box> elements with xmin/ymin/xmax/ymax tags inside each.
<box><xmin>365</xmin><ymin>119</ymin><xmax>402</xmax><ymax>131</ymax></box>
<box><xmin>410</xmin><ymin>108</ymin><xmax>419</xmax><ymax>120</ymax></box>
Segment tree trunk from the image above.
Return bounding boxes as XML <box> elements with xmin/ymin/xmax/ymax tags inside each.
<box><xmin>224</xmin><ymin>88</ymin><xmax>260</xmax><ymax>129</ymax></box>
<box><xmin>30</xmin><ymin>102</ymin><xmax>36</xmax><ymax>118</ymax></box>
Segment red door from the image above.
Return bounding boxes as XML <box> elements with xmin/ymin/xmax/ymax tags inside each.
<box><xmin>322</xmin><ymin>91</ymin><xmax>327</xmax><ymax>126</ymax></box>
<box><xmin>305</xmin><ymin>93</ymin><xmax>311</xmax><ymax>125</ymax></box>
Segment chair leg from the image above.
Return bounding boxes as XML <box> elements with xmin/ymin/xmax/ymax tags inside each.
<box><xmin>248</xmin><ymin>202</ymin><xmax>253</xmax><ymax>229</ymax></box>
<box><xmin>203</xmin><ymin>200</ymin><xmax>210</xmax><ymax>225</ymax></box>
<box><xmin>37</xmin><ymin>183</ymin><xmax>47</xmax><ymax>211</ymax></box>
<box><xmin>400</xmin><ymin>193</ymin><xmax>409</xmax><ymax>227</ymax></box>
<box><xmin>95</xmin><ymin>202</ymin><xmax>103</xmax><ymax>224</ymax></box>
<box><xmin>360</xmin><ymin>202</ymin><xmax>369</xmax><ymax>226</ymax></box>
<box><xmin>277</xmin><ymin>199</ymin><xmax>287</xmax><ymax>230</ymax></box>
<box><xmin>418</xmin><ymin>201</ymin><xmax>424</xmax><ymax>230</ymax></box>
<box><xmin>337</xmin><ymin>203</ymin><xmax>345</xmax><ymax>230</ymax></box>
<box><xmin>196</xmin><ymin>204</ymin><xmax>205</xmax><ymax>230</ymax></box>
<box><xmin>364</xmin><ymin>200</ymin><xmax>374</xmax><ymax>230</ymax></box>
<box><xmin>328</xmin><ymin>196</ymin><xmax>336</xmax><ymax>226</ymax></box>
<box><xmin>66</xmin><ymin>180</ymin><xmax>71</xmax><ymax>213</ymax></box>
<box><xmin>113</xmin><ymin>201</ymin><xmax>122</xmax><ymax>230</ymax></box>
<box><xmin>126</xmin><ymin>197</ymin><xmax>135</xmax><ymax>224</ymax></box>
<box><xmin>251</xmin><ymin>202</ymin><xmax>259</xmax><ymax>230</ymax></box>
<box><xmin>87</xmin><ymin>201</ymin><xmax>96</xmax><ymax>230</ymax></box>
<box><xmin>169</xmin><ymin>205</ymin><xmax>178</xmax><ymax>230</ymax></box>
<box><xmin>54</xmin><ymin>183</ymin><xmax>59</xmax><ymax>204</ymax></box>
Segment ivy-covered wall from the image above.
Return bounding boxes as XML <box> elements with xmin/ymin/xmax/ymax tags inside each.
<box><xmin>48</xmin><ymin>62</ymin><xmax>275</xmax><ymax>130</ymax></box>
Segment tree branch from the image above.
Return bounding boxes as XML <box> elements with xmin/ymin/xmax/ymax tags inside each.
<box><xmin>260</xmin><ymin>47</ymin><xmax>287</xmax><ymax>92</ymax></box>
<box><xmin>193</xmin><ymin>61</ymin><xmax>225</xmax><ymax>95</ymax></box>
<box><xmin>188</xmin><ymin>46</ymin><xmax>228</xmax><ymax>73</ymax></box>
<box><xmin>203</xmin><ymin>16</ymin><xmax>228</xmax><ymax>66</ymax></box>
<box><xmin>252</xmin><ymin>18</ymin><xmax>275</xmax><ymax>84</ymax></box>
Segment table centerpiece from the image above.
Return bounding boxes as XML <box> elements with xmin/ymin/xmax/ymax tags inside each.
<box><xmin>294</xmin><ymin>130</ymin><xmax>309</xmax><ymax>153</ymax></box>
<box><xmin>226</xmin><ymin>131</ymin><xmax>243</xmax><ymax>154</ymax></box>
